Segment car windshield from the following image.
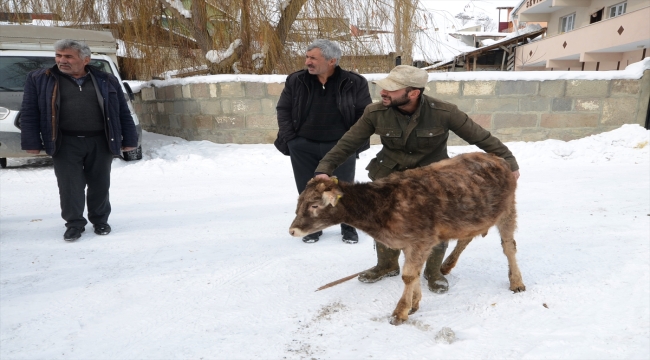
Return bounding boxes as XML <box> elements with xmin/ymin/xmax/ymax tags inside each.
<box><xmin>0</xmin><ymin>56</ymin><xmax>114</xmax><ymax>92</ymax></box>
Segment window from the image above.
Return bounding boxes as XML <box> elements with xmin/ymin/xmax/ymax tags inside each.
<box><xmin>590</xmin><ymin>8</ymin><xmax>603</xmax><ymax>24</ymax></box>
<box><xmin>609</xmin><ymin>2</ymin><xmax>627</xmax><ymax>18</ymax></box>
<box><xmin>560</xmin><ymin>13</ymin><xmax>575</xmax><ymax>33</ymax></box>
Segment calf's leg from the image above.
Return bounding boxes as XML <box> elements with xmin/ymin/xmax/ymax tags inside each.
<box><xmin>390</xmin><ymin>245</ymin><xmax>431</xmax><ymax>325</ymax></box>
<box><xmin>496</xmin><ymin>205</ymin><xmax>526</xmax><ymax>292</ymax></box>
<box><xmin>440</xmin><ymin>237</ymin><xmax>473</xmax><ymax>275</ymax></box>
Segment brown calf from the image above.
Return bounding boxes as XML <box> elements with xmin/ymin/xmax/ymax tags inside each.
<box><xmin>289</xmin><ymin>152</ymin><xmax>525</xmax><ymax>325</ymax></box>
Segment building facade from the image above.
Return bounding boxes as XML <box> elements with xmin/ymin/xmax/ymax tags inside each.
<box><xmin>513</xmin><ymin>0</ymin><xmax>649</xmax><ymax>71</ymax></box>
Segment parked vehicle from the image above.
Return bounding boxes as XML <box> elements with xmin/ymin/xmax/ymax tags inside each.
<box><xmin>0</xmin><ymin>24</ymin><xmax>142</xmax><ymax>168</ymax></box>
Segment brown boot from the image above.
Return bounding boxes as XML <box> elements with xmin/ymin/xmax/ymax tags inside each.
<box><xmin>423</xmin><ymin>242</ymin><xmax>449</xmax><ymax>293</ymax></box>
<box><xmin>358</xmin><ymin>241</ymin><xmax>401</xmax><ymax>283</ymax></box>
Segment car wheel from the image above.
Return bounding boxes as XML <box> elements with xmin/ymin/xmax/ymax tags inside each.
<box><xmin>0</xmin><ymin>158</ymin><xmax>6</xmax><ymax>168</ymax></box>
<box><xmin>122</xmin><ymin>145</ymin><xmax>142</xmax><ymax>161</ymax></box>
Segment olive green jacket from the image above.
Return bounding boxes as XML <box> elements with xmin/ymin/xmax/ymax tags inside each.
<box><xmin>315</xmin><ymin>94</ymin><xmax>519</xmax><ymax>180</ymax></box>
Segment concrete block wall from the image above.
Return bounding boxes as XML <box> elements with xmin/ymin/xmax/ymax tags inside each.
<box><xmin>134</xmin><ymin>70</ymin><xmax>649</xmax><ymax>146</ymax></box>
<box><xmin>136</xmin><ymin>82</ymin><xmax>285</xmax><ymax>144</ymax></box>
<box><xmin>420</xmin><ymin>71</ymin><xmax>650</xmax><ymax>145</ymax></box>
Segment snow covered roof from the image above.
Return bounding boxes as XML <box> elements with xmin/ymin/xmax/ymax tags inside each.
<box><xmin>448</xmin><ymin>31</ymin><xmax>509</xmax><ymax>38</ymax></box>
<box><xmin>413</xmin><ymin>30</ymin><xmax>477</xmax><ymax>64</ymax></box>
<box><xmin>425</xmin><ymin>24</ymin><xmax>545</xmax><ymax>70</ymax></box>
<box><xmin>456</xmin><ymin>23</ymin><xmax>482</xmax><ymax>32</ymax></box>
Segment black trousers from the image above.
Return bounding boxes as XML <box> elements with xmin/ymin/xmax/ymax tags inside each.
<box><xmin>287</xmin><ymin>136</ymin><xmax>356</xmax><ymax>194</ymax></box>
<box><xmin>52</xmin><ymin>135</ymin><xmax>114</xmax><ymax>228</ymax></box>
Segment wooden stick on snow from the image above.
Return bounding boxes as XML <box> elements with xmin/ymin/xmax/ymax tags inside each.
<box><xmin>315</xmin><ymin>272</ymin><xmax>363</xmax><ymax>292</ymax></box>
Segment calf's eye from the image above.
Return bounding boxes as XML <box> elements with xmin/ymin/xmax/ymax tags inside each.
<box><xmin>311</xmin><ymin>205</ymin><xmax>319</xmax><ymax>209</ymax></box>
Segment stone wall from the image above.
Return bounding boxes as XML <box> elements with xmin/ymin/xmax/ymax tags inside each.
<box><xmin>136</xmin><ymin>82</ymin><xmax>284</xmax><ymax>145</ymax></box>
<box><xmin>134</xmin><ymin>70</ymin><xmax>650</xmax><ymax>146</ymax></box>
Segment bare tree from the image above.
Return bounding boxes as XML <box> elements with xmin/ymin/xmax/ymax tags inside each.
<box><xmin>2</xmin><ymin>0</ymin><xmax>443</xmax><ymax>78</ymax></box>
<box><xmin>454</xmin><ymin>12</ymin><xmax>473</xmax><ymax>26</ymax></box>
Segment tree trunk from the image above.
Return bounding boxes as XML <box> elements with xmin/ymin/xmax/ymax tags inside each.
<box><xmin>260</xmin><ymin>0</ymin><xmax>309</xmax><ymax>74</ymax></box>
<box><xmin>400</xmin><ymin>0</ymin><xmax>417</xmax><ymax>65</ymax></box>
<box><xmin>394</xmin><ymin>0</ymin><xmax>402</xmax><ymax>56</ymax></box>
<box><xmin>396</xmin><ymin>0</ymin><xmax>416</xmax><ymax>66</ymax></box>
<box><xmin>237</xmin><ymin>0</ymin><xmax>253</xmax><ymax>73</ymax></box>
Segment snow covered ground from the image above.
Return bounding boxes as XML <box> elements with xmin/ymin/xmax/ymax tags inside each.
<box><xmin>1</xmin><ymin>124</ymin><xmax>648</xmax><ymax>359</ymax></box>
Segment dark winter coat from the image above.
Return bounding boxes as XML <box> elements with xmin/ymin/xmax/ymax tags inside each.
<box><xmin>315</xmin><ymin>94</ymin><xmax>519</xmax><ymax>180</ymax></box>
<box><xmin>274</xmin><ymin>67</ymin><xmax>372</xmax><ymax>155</ymax></box>
<box><xmin>20</xmin><ymin>65</ymin><xmax>138</xmax><ymax>156</ymax></box>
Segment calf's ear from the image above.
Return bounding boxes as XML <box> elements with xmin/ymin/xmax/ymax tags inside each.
<box><xmin>322</xmin><ymin>190</ymin><xmax>343</xmax><ymax>207</ymax></box>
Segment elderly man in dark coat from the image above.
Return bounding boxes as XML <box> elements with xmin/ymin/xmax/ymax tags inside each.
<box><xmin>275</xmin><ymin>39</ymin><xmax>372</xmax><ymax>244</ymax></box>
<box><xmin>21</xmin><ymin>39</ymin><xmax>138</xmax><ymax>241</ymax></box>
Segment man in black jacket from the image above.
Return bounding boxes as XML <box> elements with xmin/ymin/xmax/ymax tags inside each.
<box><xmin>275</xmin><ymin>39</ymin><xmax>372</xmax><ymax>244</ymax></box>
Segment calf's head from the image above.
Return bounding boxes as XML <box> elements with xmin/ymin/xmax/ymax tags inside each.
<box><xmin>289</xmin><ymin>177</ymin><xmax>344</xmax><ymax>237</ymax></box>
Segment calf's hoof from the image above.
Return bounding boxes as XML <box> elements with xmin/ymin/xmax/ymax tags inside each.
<box><xmin>390</xmin><ymin>315</ymin><xmax>407</xmax><ymax>326</ymax></box>
<box><xmin>510</xmin><ymin>284</ymin><xmax>526</xmax><ymax>293</ymax></box>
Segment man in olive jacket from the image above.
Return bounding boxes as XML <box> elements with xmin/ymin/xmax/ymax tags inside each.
<box><xmin>314</xmin><ymin>65</ymin><xmax>520</xmax><ymax>293</ymax></box>
<box><xmin>275</xmin><ymin>39</ymin><xmax>372</xmax><ymax>244</ymax></box>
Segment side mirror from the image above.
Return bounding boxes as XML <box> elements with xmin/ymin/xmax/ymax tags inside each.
<box><xmin>123</xmin><ymin>81</ymin><xmax>135</xmax><ymax>101</ymax></box>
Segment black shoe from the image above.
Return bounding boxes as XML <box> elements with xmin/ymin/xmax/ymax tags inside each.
<box><xmin>64</xmin><ymin>227</ymin><xmax>85</xmax><ymax>241</ymax></box>
<box><xmin>93</xmin><ymin>223</ymin><xmax>111</xmax><ymax>235</ymax></box>
<box><xmin>341</xmin><ymin>224</ymin><xmax>358</xmax><ymax>244</ymax></box>
<box><xmin>302</xmin><ymin>231</ymin><xmax>322</xmax><ymax>243</ymax></box>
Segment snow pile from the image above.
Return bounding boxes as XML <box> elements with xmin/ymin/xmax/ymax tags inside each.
<box><xmin>458</xmin><ymin>124</ymin><xmax>650</xmax><ymax>165</ymax></box>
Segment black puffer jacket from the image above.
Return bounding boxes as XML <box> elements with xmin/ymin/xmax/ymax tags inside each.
<box><xmin>274</xmin><ymin>67</ymin><xmax>372</xmax><ymax>155</ymax></box>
